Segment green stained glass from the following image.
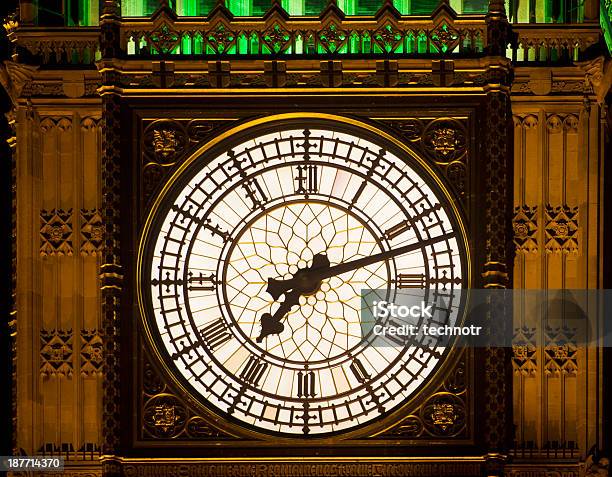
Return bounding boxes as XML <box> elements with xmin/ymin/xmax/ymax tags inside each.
<box><xmin>305</xmin><ymin>0</ymin><xmax>326</xmax><ymax>15</ymax></box>
<box><xmin>602</xmin><ymin>0</ymin><xmax>612</xmax><ymax>53</ymax></box>
<box><xmin>356</xmin><ymin>0</ymin><xmax>380</xmax><ymax>14</ymax></box>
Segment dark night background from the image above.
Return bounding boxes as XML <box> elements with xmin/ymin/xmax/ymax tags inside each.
<box><xmin>1</xmin><ymin>0</ymin><xmax>17</xmax><ymax>459</ymax></box>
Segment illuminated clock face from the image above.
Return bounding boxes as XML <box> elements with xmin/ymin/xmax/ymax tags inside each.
<box><xmin>140</xmin><ymin>119</ymin><xmax>468</xmax><ymax>437</ymax></box>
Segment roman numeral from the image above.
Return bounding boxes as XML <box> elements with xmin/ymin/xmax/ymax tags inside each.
<box><xmin>199</xmin><ymin>319</ymin><xmax>231</xmax><ymax>350</ymax></box>
<box><xmin>294</xmin><ymin>165</ymin><xmax>318</xmax><ymax>195</ymax></box>
<box><xmin>296</xmin><ymin>371</ymin><xmax>316</xmax><ymax>398</ymax></box>
<box><xmin>171</xmin><ymin>340</ymin><xmax>200</xmax><ymax>360</ymax></box>
<box><xmin>349</xmin><ymin>358</ymin><xmax>370</xmax><ymax>384</ymax></box>
<box><xmin>395</xmin><ymin>273</ymin><xmax>427</xmax><ymax>288</ymax></box>
<box><xmin>412</xmin><ymin>203</ymin><xmax>442</xmax><ymax>223</ymax></box>
<box><xmin>187</xmin><ymin>271</ymin><xmax>217</xmax><ymax>291</ymax></box>
<box><xmin>151</xmin><ymin>271</ymin><xmax>176</xmax><ymax>293</ymax></box>
<box><xmin>240</xmin><ymin>356</ymin><xmax>267</xmax><ymax>387</ymax></box>
<box><xmin>384</xmin><ymin>220</ymin><xmax>412</xmax><ymax>240</ymax></box>
<box><xmin>243</xmin><ymin>177</ymin><xmax>268</xmax><ymax>210</ymax></box>
<box><xmin>171</xmin><ymin>205</ymin><xmax>229</xmax><ymax>240</ymax></box>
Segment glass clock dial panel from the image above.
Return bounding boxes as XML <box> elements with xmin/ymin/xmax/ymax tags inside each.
<box><xmin>141</xmin><ymin>122</ymin><xmax>467</xmax><ymax>437</ymax></box>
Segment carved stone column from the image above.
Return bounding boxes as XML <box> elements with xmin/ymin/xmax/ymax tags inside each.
<box><xmin>99</xmin><ymin>1</ymin><xmax>123</xmax><ymax>472</ymax></box>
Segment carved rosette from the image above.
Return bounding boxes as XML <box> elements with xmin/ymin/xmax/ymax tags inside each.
<box><xmin>80</xmin><ymin>329</ymin><xmax>103</xmax><ymax>377</ymax></box>
<box><xmin>80</xmin><ymin>208</ymin><xmax>104</xmax><ymax>256</ymax></box>
<box><xmin>40</xmin><ymin>329</ymin><xmax>73</xmax><ymax>379</ymax></box>
<box><xmin>143</xmin><ymin>394</ymin><xmax>188</xmax><ymax>438</ymax></box>
<box><xmin>544</xmin><ymin>205</ymin><xmax>579</xmax><ymax>254</ymax></box>
<box><xmin>421</xmin><ymin>393</ymin><xmax>466</xmax><ymax>436</ymax></box>
<box><xmin>544</xmin><ymin>326</ymin><xmax>578</xmax><ymax>376</ymax></box>
<box><xmin>513</xmin><ymin>205</ymin><xmax>538</xmax><ymax>253</ymax></box>
<box><xmin>40</xmin><ymin>209</ymin><xmax>73</xmax><ymax>257</ymax></box>
<box><xmin>512</xmin><ymin>326</ymin><xmax>537</xmax><ymax>376</ymax></box>
<box><xmin>422</xmin><ymin>119</ymin><xmax>467</xmax><ymax>165</ymax></box>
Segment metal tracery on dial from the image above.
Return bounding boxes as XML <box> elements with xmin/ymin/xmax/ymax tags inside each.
<box><xmin>142</xmin><ymin>122</ymin><xmax>467</xmax><ymax>437</ymax></box>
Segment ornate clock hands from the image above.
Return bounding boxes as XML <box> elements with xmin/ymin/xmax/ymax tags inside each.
<box><xmin>257</xmin><ymin>254</ymin><xmax>331</xmax><ymax>343</ymax></box>
<box><xmin>258</xmin><ymin>232</ymin><xmax>456</xmax><ymax>341</ymax></box>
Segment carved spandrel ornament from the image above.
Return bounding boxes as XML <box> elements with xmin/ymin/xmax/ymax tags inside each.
<box><xmin>41</xmin><ymin>329</ymin><xmax>73</xmax><ymax>379</ymax></box>
<box><xmin>141</xmin><ymin>354</ymin><xmax>236</xmax><ymax>441</ymax></box>
<box><xmin>378</xmin><ymin>117</ymin><xmax>468</xmax><ymax>199</ymax></box>
<box><xmin>378</xmin><ymin>351</ymin><xmax>467</xmax><ymax>439</ymax></box>
<box><xmin>40</xmin><ymin>208</ymin><xmax>73</xmax><ymax>257</ymax></box>
<box><xmin>422</xmin><ymin>119</ymin><xmax>467</xmax><ymax>164</ymax></box>
<box><xmin>421</xmin><ymin>393</ymin><xmax>465</xmax><ymax>436</ymax></box>
<box><xmin>545</xmin><ymin>205</ymin><xmax>579</xmax><ymax>254</ymax></box>
<box><xmin>143</xmin><ymin>394</ymin><xmax>187</xmax><ymax>438</ymax></box>
<box><xmin>142</xmin><ymin>119</ymin><xmax>227</xmax><ymax>205</ymax></box>
<box><xmin>513</xmin><ymin>205</ymin><xmax>538</xmax><ymax>253</ymax></box>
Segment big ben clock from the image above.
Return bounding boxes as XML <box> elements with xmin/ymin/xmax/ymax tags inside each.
<box><xmin>137</xmin><ymin>113</ymin><xmax>470</xmax><ymax>438</ymax></box>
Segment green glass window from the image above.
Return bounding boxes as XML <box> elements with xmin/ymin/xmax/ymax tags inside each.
<box><xmin>35</xmin><ymin>0</ymin><xmax>99</xmax><ymax>26</ymax></box>
<box><xmin>507</xmin><ymin>0</ymin><xmax>584</xmax><ymax>22</ymax></box>
<box><xmin>462</xmin><ymin>0</ymin><xmax>488</xmax><ymax>13</ymax></box>
<box><xmin>410</xmin><ymin>0</ymin><xmax>438</xmax><ymax>14</ymax></box>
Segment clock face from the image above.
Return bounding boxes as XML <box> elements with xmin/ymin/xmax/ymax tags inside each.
<box><xmin>140</xmin><ymin>118</ymin><xmax>468</xmax><ymax>437</ymax></box>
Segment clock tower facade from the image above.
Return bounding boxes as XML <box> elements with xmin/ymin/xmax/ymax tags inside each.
<box><xmin>2</xmin><ymin>0</ymin><xmax>610</xmax><ymax>476</ymax></box>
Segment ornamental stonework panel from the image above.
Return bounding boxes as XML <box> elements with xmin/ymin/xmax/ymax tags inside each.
<box><xmin>80</xmin><ymin>209</ymin><xmax>104</xmax><ymax>256</ymax></box>
<box><xmin>513</xmin><ymin>205</ymin><xmax>538</xmax><ymax>253</ymax></box>
<box><xmin>544</xmin><ymin>326</ymin><xmax>578</xmax><ymax>377</ymax></box>
<box><xmin>380</xmin><ymin>117</ymin><xmax>469</xmax><ymax>199</ymax></box>
<box><xmin>544</xmin><ymin>205</ymin><xmax>579</xmax><ymax>254</ymax></box>
<box><xmin>141</xmin><ymin>356</ymin><xmax>236</xmax><ymax>441</ymax></box>
<box><xmin>40</xmin><ymin>209</ymin><xmax>73</xmax><ymax>257</ymax></box>
<box><xmin>512</xmin><ymin>326</ymin><xmax>537</xmax><ymax>376</ymax></box>
<box><xmin>80</xmin><ymin>329</ymin><xmax>104</xmax><ymax>377</ymax></box>
<box><xmin>40</xmin><ymin>329</ymin><xmax>73</xmax><ymax>379</ymax></box>
<box><xmin>141</xmin><ymin>119</ymin><xmax>229</xmax><ymax>205</ymax></box>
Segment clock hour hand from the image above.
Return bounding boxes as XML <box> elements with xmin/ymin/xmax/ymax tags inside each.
<box><xmin>257</xmin><ymin>254</ymin><xmax>331</xmax><ymax>342</ymax></box>
<box><xmin>266</xmin><ymin>253</ymin><xmax>331</xmax><ymax>300</ymax></box>
<box><xmin>256</xmin><ymin>289</ymin><xmax>301</xmax><ymax>343</ymax></box>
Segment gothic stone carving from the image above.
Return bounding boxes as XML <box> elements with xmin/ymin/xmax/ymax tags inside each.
<box><xmin>422</xmin><ymin>119</ymin><xmax>467</xmax><ymax>164</ymax></box>
<box><xmin>545</xmin><ymin>205</ymin><xmax>579</xmax><ymax>254</ymax></box>
<box><xmin>513</xmin><ymin>205</ymin><xmax>538</xmax><ymax>253</ymax></box>
<box><xmin>141</xmin><ymin>356</ymin><xmax>236</xmax><ymax>440</ymax></box>
<box><xmin>40</xmin><ymin>209</ymin><xmax>73</xmax><ymax>257</ymax></box>
<box><xmin>512</xmin><ymin>326</ymin><xmax>537</xmax><ymax>376</ymax></box>
<box><xmin>40</xmin><ymin>329</ymin><xmax>73</xmax><ymax>378</ymax></box>
<box><xmin>544</xmin><ymin>326</ymin><xmax>578</xmax><ymax>376</ymax></box>
<box><xmin>80</xmin><ymin>208</ymin><xmax>104</xmax><ymax>256</ymax></box>
<box><xmin>81</xmin><ymin>329</ymin><xmax>103</xmax><ymax>377</ymax></box>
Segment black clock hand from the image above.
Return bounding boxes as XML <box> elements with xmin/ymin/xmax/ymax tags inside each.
<box><xmin>266</xmin><ymin>232</ymin><xmax>455</xmax><ymax>300</ymax></box>
<box><xmin>257</xmin><ymin>254</ymin><xmax>331</xmax><ymax>342</ymax></box>
<box><xmin>256</xmin><ymin>289</ymin><xmax>301</xmax><ymax>343</ymax></box>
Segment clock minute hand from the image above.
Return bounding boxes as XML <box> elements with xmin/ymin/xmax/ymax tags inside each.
<box><xmin>267</xmin><ymin>232</ymin><xmax>455</xmax><ymax>300</ymax></box>
<box><xmin>311</xmin><ymin>232</ymin><xmax>456</xmax><ymax>283</ymax></box>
